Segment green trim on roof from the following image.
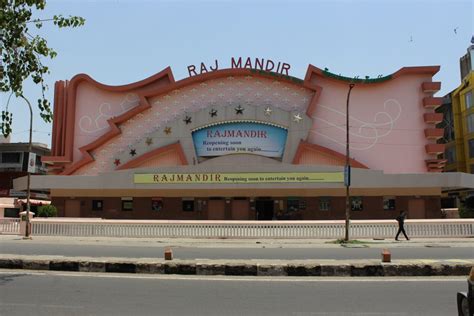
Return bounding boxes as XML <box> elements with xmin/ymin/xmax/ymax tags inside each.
<box><xmin>322</xmin><ymin>69</ymin><xmax>392</xmax><ymax>83</ymax></box>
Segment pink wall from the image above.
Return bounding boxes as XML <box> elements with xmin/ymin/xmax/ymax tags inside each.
<box><xmin>73</xmin><ymin>76</ymin><xmax>313</xmax><ymax>175</ymax></box>
<box><xmin>67</xmin><ymin>69</ymin><xmax>435</xmax><ymax>175</ymax></box>
<box><xmin>308</xmin><ymin>75</ymin><xmax>431</xmax><ymax>173</ymax></box>
<box><xmin>73</xmin><ymin>82</ymin><xmax>139</xmax><ymax>162</ymax></box>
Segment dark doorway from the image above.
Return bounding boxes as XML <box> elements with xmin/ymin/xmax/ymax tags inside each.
<box><xmin>256</xmin><ymin>199</ymin><xmax>274</xmax><ymax>220</ymax></box>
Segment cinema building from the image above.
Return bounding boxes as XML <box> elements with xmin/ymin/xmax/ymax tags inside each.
<box><xmin>14</xmin><ymin>62</ymin><xmax>474</xmax><ymax>220</ymax></box>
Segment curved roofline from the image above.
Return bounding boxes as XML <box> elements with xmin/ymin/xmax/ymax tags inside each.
<box><xmin>304</xmin><ymin>65</ymin><xmax>440</xmax><ymax>85</ymax></box>
<box><xmin>68</xmin><ymin>64</ymin><xmax>440</xmax><ymax>91</ymax></box>
<box><xmin>68</xmin><ymin>67</ymin><xmax>175</xmax><ymax>92</ymax></box>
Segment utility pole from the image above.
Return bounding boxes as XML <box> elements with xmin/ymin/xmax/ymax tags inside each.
<box><xmin>20</xmin><ymin>95</ymin><xmax>33</xmax><ymax>239</ymax></box>
<box><xmin>344</xmin><ymin>84</ymin><xmax>355</xmax><ymax>242</ymax></box>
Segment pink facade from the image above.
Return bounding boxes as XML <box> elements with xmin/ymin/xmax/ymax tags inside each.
<box><xmin>308</xmin><ymin>75</ymin><xmax>432</xmax><ymax>173</ymax></box>
<box><xmin>44</xmin><ymin>65</ymin><xmax>444</xmax><ymax>174</ymax></box>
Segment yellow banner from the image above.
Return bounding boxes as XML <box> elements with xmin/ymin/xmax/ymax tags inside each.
<box><xmin>134</xmin><ymin>172</ymin><xmax>343</xmax><ymax>184</ymax></box>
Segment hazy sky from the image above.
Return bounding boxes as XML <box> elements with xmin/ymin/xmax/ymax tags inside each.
<box><xmin>3</xmin><ymin>0</ymin><xmax>473</xmax><ymax>146</ymax></box>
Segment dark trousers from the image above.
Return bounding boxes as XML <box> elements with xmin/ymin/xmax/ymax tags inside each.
<box><xmin>395</xmin><ymin>225</ymin><xmax>409</xmax><ymax>240</ymax></box>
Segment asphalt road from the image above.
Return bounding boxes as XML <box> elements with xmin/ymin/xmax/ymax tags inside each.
<box><xmin>1</xmin><ymin>241</ymin><xmax>473</xmax><ymax>260</ymax></box>
<box><xmin>0</xmin><ymin>270</ymin><xmax>466</xmax><ymax>316</ymax></box>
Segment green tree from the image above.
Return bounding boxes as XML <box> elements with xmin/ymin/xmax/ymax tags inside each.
<box><xmin>37</xmin><ymin>204</ymin><xmax>57</xmax><ymax>217</ymax></box>
<box><xmin>1</xmin><ymin>0</ymin><xmax>85</xmax><ymax>136</ymax></box>
<box><xmin>459</xmin><ymin>196</ymin><xmax>474</xmax><ymax>218</ymax></box>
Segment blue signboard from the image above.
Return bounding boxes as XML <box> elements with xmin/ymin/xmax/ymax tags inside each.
<box><xmin>192</xmin><ymin>122</ymin><xmax>288</xmax><ymax>158</ymax></box>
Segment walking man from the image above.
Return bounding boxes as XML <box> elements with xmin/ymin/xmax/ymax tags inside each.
<box><xmin>395</xmin><ymin>210</ymin><xmax>410</xmax><ymax>241</ymax></box>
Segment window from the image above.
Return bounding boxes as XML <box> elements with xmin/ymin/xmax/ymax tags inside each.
<box><xmin>465</xmin><ymin>90</ymin><xmax>473</xmax><ymax>110</ymax></box>
<box><xmin>444</xmin><ymin>146</ymin><xmax>456</xmax><ymax>164</ymax></box>
<box><xmin>437</xmin><ymin>103</ymin><xmax>455</xmax><ymax>142</ymax></box>
<box><xmin>319</xmin><ymin>197</ymin><xmax>330</xmax><ymax>211</ymax></box>
<box><xmin>287</xmin><ymin>199</ymin><xmax>300</xmax><ymax>212</ymax></box>
<box><xmin>1</xmin><ymin>152</ymin><xmax>21</xmax><ymax>163</ymax></box>
<box><xmin>383</xmin><ymin>197</ymin><xmax>396</xmax><ymax>210</ymax></box>
<box><xmin>92</xmin><ymin>200</ymin><xmax>103</xmax><ymax>211</ymax></box>
<box><xmin>469</xmin><ymin>139</ymin><xmax>474</xmax><ymax>158</ymax></box>
<box><xmin>467</xmin><ymin>113</ymin><xmax>474</xmax><ymax>134</ymax></box>
<box><xmin>4</xmin><ymin>208</ymin><xmax>20</xmax><ymax>218</ymax></box>
<box><xmin>351</xmin><ymin>197</ymin><xmax>363</xmax><ymax>211</ymax></box>
<box><xmin>121</xmin><ymin>197</ymin><xmax>133</xmax><ymax>211</ymax></box>
<box><xmin>182</xmin><ymin>198</ymin><xmax>194</xmax><ymax>212</ymax></box>
<box><xmin>151</xmin><ymin>198</ymin><xmax>163</xmax><ymax>211</ymax></box>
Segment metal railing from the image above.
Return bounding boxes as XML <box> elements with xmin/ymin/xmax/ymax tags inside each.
<box><xmin>0</xmin><ymin>218</ymin><xmax>20</xmax><ymax>235</ymax></box>
<box><xmin>28</xmin><ymin>218</ymin><xmax>474</xmax><ymax>239</ymax></box>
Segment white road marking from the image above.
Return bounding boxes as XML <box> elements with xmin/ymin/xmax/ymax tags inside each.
<box><xmin>0</xmin><ymin>269</ymin><xmax>465</xmax><ymax>283</ymax></box>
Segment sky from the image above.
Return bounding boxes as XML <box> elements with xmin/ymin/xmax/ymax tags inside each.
<box><xmin>2</xmin><ymin>0</ymin><xmax>473</xmax><ymax>147</ymax></box>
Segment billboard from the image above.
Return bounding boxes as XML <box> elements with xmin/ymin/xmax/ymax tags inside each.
<box><xmin>192</xmin><ymin>121</ymin><xmax>287</xmax><ymax>158</ymax></box>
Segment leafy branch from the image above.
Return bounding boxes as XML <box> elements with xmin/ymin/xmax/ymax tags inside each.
<box><xmin>0</xmin><ymin>0</ymin><xmax>85</xmax><ymax>137</ymax></box>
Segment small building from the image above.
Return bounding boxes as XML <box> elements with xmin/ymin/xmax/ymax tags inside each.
<box><xmin>0</xmin><ymin>139</ymin><xmax>51</xmax><ymax>217</ymax></box>
<box><xmin>13</xmin><ymin>60</ymin><xmax>474</xmax><ymax>220</ymax></box>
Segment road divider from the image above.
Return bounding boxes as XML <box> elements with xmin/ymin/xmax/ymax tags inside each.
<box><xmin>0</xmin><ymin>254</ymin><xmax>472</xmax><ymax>277</ymax></box>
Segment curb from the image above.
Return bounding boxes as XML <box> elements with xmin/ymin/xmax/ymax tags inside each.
<box><xmin>0</xmin><ymin>256</ymin><xmax>472</xmax><ymax>277</ymax></box>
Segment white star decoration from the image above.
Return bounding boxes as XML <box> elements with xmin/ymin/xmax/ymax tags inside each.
<box><xmin>77</xmin><ymin>76</ymin><xmax>316</xmax><ymax>175</ymax></box>
<box><xmin>293</xmin><ymin>113</ymin><xmax>303</xmax><ymax>123</ymax></box>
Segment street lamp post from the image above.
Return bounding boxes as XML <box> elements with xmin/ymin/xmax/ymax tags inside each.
<box><xmin>20</xmin><ymin>95</ymin><xmax>33</xmax><ymax>239</ymax></box>
<box><xmin>344</xmin><ymin>84</ymin><xmax>355</xmax><ymax>242</ymax></box>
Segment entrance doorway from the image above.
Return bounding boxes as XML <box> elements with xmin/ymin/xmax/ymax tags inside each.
<box><xmin>256</xmin><ymin>199</ymin><xmax>274</xmax><ymax>220</ymax></box>
<box><xmin>65</xmin><ymin>199</ymin><xmax>81</xmax><ymax>217</ymax></box>
<box><xmin>231</xmin><ymin>199</ymin><xmax>249</xmax><ymax>220</ymax></box>
<box><xmin>208</xmin><ymin>199</ymin><xmax>226</xmax><ymax>220</ymax></box>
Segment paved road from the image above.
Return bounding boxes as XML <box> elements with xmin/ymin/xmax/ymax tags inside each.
<box><xmin>1</xmin><ymin>241</ymin><xmax>473</xmax><ymax>260</ymax></box>
<box><xmin>0</xmin><ymin>270</ymin><xmax>466</xmax><ymax>316</ymax></box>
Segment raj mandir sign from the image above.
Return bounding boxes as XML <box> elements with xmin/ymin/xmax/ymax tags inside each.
<box><xmin>187</xmin><ymin>57</ymin><xmax>291</xmax><ymax>77</ymax></box>
<box><xmin>134</xmin><ymin>172</ymin><xmax>344</xmax><ymax>184</ymax></box>
<box><xmin>192</xmin><ymin>122</ymin><xmax>288</xmax><ymax>158</ymax></box>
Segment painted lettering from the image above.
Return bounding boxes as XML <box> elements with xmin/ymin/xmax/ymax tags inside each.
<box><xmin>281</xmin><ymin>63</ymin><xmax>291</xmax><ymax>76</ymax></box>
<box><xmin>275</xmin><ymin>61</ymin><xmax>281</xmax><ymax>74</ymax></box>
<box><xmin>187</xmin><ymin>65</ymin><xmax>197</xmax><ymax>77</ymax></box>
<box><xmin>231</xmin><ymin>57</ymin><xmax>242</xmax><ymax>68</ymax></box>
<box><xmin>206</xmin><ymin>129</ymin><xmax>269</xmax><ymax>138</ymax></box>
<box><xmin>200</xmin><ymin>62</ymin><xmax>208</xmax><ymax>74</ymax></box>
<box><xmin>265</xmin><ymin>59</ymin><xmax>275</xmax><ymax>72</ymax></box>
<box><xmin>244</xmin><ymin>57</ymin><xmax>252</xmax><ymax>69</ymax></box>
<box><xmin>209</xmin><ymin>59</ymin><xmax>219</xmax><ymax>71</ymax></box>
<box><xmin>187</xmin><ymin>57</ymin><xmax>292</xmax><ymax>77</ymax></box>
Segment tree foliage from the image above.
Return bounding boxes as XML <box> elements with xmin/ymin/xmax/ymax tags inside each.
<box><xmin>0</xmin><ymin>0</ymin><xmax>84</xmax><ymax>136</ymax></box>
<box><xmin>37</xmin><ymin>204</ymin><xmax>57</xmax><ymax>217</ymax></box>
<box><xmin>459</xmin><ymin>196</ymin><xmax>474</xmax><ymax>218</ymax></box>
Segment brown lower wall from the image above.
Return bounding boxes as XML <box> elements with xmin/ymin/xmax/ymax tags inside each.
<box><xmin>52</xmin><ymin>196</ymin><xmax>442</xmax><ymax>220</ymax></box>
